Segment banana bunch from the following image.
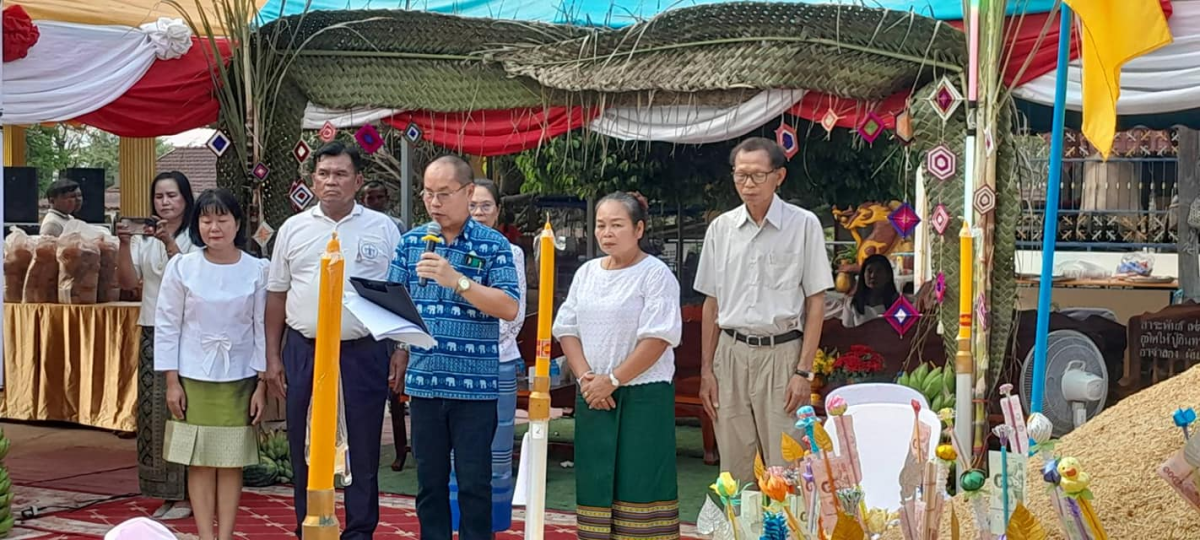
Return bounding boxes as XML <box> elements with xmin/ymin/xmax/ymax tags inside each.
<box><xmin>259</xmin><ymin>429</ymin><xmax>292</xmax><ymax>485</ymax></box>
<box><xmin>896</xmin><ymin>363</ymin><xmax>955</xmax><ymax>413</ymax></box>
<box><xmin>0</xmin><ymin>427</ymin><xmax>14</xmax><ymax>536</ymax></box>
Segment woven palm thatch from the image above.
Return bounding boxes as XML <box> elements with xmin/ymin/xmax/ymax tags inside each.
<box><xmin>494</xmin><ymin>3</ymin><xmax>965</xmax><ymax>101</ymax></box>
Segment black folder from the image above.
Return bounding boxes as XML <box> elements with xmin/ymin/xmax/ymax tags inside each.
<box><xmin>349</xmin><ymin>277</ymin><xmax>430</xmax><ymax>334</ymax></box>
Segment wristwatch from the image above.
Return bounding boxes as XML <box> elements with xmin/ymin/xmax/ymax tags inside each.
<box><xmin>456</xmin><ymin>275</ymin><xmax>472</xmax><ymax>294</ymax></box>
<box><xmin>609</xmin><ymin>373</ymin><xmax>622</xmax><ymax>388</ymax></box>
<box><xmin>793</xmin><ymin>369</ymin><xmax>815</xmax><ymax>381</ymax></box>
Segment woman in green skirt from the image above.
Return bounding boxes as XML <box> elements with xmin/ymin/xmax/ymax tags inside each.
<box><xmin>553</xmin><ymin>192</ymin><xmax>683</xmax><ymax>540</ymax></box>
<box><xmin>154</xmin><ymin>189</ymin><xmax>267</xmax><ymax>540</ymax></box>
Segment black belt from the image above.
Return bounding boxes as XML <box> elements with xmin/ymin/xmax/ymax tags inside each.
<box><xmin>287</xmin><ymin>327</ymin><xmax>380</xmax><ymax>349</ymax></box>
<box><xmin>722</xmin><ymin>328</ymin><xmax>802</xmax><ymax>347</ymax></box>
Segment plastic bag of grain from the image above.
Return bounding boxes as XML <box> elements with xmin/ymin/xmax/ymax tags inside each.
<box><xmin>95</xmin><ymin>233</ymin><xmax>120</xmax><ymax>303</ymax></box>
<box><xmin>57</xmin><ymin>231</ymin><xmax>101</xmax><ymax>305</ymax></box>
<box><xmin>23</xmin><ymin>235</ymin><xmax>59</xmax><ymax>303</ymax></box>
<box><xmin>4</xmin><ymin>228</ymin><xmax>34</xmax><ymax>303</ymax></box>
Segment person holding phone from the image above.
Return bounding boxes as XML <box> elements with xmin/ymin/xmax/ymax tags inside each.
<box><xmin>155</xmin><ymin>188</ymin><xmax>268</xmax><ymax>540</ymax></box>
<box><xmin>116</xmin><ymin>171</ymin><xmax>197</xmax><ymax>520</ymax></box>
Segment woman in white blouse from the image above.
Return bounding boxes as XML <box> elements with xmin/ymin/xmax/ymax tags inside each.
<box><xmin>115</xmin><ymin>171</ymin><xmax>196</xmax><ymax>520</ymax></box>
<box><xmin>447</xmin><ymin>178</ymin><xmax>526</xmax><ymax>532</ymax></box>
<box><xmin>155</xmin><ymin>189</ymin><xmax>267</xmax><ymax>540</ymax></box>
<box><xmin>552</xmin><ymin>192</ymin><xmax>682</xmax><ymax>540</ymax></box>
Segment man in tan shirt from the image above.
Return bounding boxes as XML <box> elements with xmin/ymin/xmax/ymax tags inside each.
<box><xmin>39</xmin><ymin>179</ymin><xmax>82</xmax><ymax>236</ymax></box>
<box><xmin>694</xmin><ymin>137</ymin><xmax>834</xmax><ymax>484</ymax></box>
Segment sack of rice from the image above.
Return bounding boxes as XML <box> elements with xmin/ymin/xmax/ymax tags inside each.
<box><xmin>3</xmin><ymin>228</ymin><xmax>33</xmax><ymax>303</ymax></box>
<box><xmin>23</xmin><ymin>235</ymin><xmax>59</xmax><ymax>303</ymax></box>
<box><xmin>95</xmin><ymin>234</ymin><xmax>120</xmax><ymax>303</ymax></box>
<box><xmin>57</xmin><ymin>232</ymin><xmax>101</xmax><ymax>305</ymax></box>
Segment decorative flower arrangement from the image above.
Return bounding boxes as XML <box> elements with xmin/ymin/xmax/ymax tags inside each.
<box><xmin>831</xmin><ymin>345</ymin><xmax>887</xmax><ymax>383</ymax></box>
<box><xmin>812</xmin><ymin>348</ymin><xmax>837</xmax><ymax>377</ymax></box>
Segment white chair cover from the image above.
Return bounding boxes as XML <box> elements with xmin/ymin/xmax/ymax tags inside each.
<box><xmin>105</xmin><ymin>517</ymin><xmax>177</xmax><ymax>539</ymax></box>
<box><xmin>824</xmin><ymin>403</ymin><xmax>941</xmax><ymax>512</ymax></box>
<box><xmin>825</xmin><ymin>382</ymin><xmax>929</xmax><ymax>410</ymax></box>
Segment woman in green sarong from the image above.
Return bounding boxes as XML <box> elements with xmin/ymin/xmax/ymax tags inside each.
<box><xmin>553</xmin><ymin>192</ymin><xmax>683</xmax><ymax>540</ymax></box>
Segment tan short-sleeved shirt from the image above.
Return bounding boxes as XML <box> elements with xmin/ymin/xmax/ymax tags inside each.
<box><xmin>694</xmin><ymin>195</ymin><xmax>834</xmax><ymax>335</ymax></box>
<box><xmin>39</xmin><ymin>209</ymin><xmax>73</xmax><ymax>237</ymax></box>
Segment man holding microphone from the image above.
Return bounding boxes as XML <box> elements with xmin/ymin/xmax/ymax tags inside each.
<box><xmin>388</xmin><ymin>155</ymin><xmax>520</xmax><ymax>540</ymax></box>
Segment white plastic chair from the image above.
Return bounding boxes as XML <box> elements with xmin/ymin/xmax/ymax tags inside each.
<box><xmin>825</xmin><ymin>382</ymin><xmax>929</xmax><ymax>410</ymax></box>
<box><xmin>823</xmin><ymin>402</ymin><xmax>941</xmax><ymax>513</ymax></box>
<box><xmin>105</xmin><ymin>517</ymin><xmax>177</xmax><ymax>539</ymax></box>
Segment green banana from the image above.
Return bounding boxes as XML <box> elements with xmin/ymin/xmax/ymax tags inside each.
<box><xmin>943</xmin><ymin>364</ymin><xmax>955</xmax><ymax>394</ymax></box>
<box><xmin>912</xmin><ymin>363</ymin><xmax>930</xmax><ymax>385</ymax></box>
<box><xmin>922</xmin><ymin>374</ymin><xmax>942</xmax><ymax>402</ymax></box>
<box><xmin>0</xmin><ymin>438</ymin><xmax>11</xmax><ymax>461</ymax></box>
<box><xmin>0</xmin><ymin>514</ymin><xmax>14</xmax><ymax>534</ymax></box>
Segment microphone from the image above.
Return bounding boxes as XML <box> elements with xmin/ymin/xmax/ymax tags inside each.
<box><xmin>419</xmin><ymin>222</ymin><xmax>443</xmax><ymax>286</ymax></box>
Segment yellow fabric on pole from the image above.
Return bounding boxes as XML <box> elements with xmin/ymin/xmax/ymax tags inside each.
<box><xmin>1063</xmin><ymin>0</ymin><xmax>1172</xmax><ymax>159</ymax></box>
<box><xmin>10</xmin><ymin>0</ymin><xmax>268</xmax><ymax>33</ymax></box>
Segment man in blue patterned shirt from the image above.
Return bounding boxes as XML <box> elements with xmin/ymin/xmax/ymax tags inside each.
<box><xmin>388</xmin><ymin>155</ymin><xmax>520</xmax><ymax>540</ymax></box>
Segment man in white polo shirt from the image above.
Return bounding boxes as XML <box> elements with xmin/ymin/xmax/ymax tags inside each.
<box><xmin>264</xmin><ymin>141</ymin><xmax>403</xmax><ymax>539</ymax></box>
<box><xmin>694</xmin><ymin>137</ymin><xmax>834</xmax><ymax>486</ymax></box>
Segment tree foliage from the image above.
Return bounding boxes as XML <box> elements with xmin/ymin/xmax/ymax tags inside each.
<box><xmin>23</xmin><ymin>126</ymin><xmax>174</xmax><ymax>193</ymax></box>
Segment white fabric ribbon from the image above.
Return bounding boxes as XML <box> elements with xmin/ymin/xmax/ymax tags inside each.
<box><xmin>587</xmin><ymin>89</ymin><xmax>806</xmax><ymax>144</ymax></box>
<box><xmin>1012</xmin><ymin>0</ymin><xmax>1200</xmax><ymax>115</ymax></box>
<box><xmin>301</xmin><ymin>102</ymin><xmax>404</xmax><ymax>129</ymax></box>
<box><xmin>3</xmin><ymin>21</ymin><xmax>157</xmax><ymax>124</ymax></box>
<box><xmin>139</xmin><ymin>18</ymin><xmax>193</xmax><ymax>60</ymax></box>
<box><xmin>200</xmin><ymin>334</ymin><xmax>233</xmax><ymax>377</ymax></box>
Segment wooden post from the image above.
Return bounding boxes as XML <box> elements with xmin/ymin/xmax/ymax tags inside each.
<box><xmin>118</xmin><ymin>137</ymin><xmax>156</xmax><ymax>216</ymax></box>
<box><xmin>3</xmin><ymin>126</ymin><xmax>26</xmax><ymax>167</ymax></box>
<box><xmin>1177</xmin><ymin>127</ymin><xmax>1200</xmax><ymax>300</ymax></box>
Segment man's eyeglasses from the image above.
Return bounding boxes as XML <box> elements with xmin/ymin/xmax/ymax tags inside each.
<box><xmin>469</xmin><ymin>202</ymin><xmax>496</xmax><ymax>213</ymax></box>
<box><xmin>732</xmin><ymin>169</ymin><xmax>780</xmax><ymax>185</ymax></box>
<box><xmin>420</xmin><ymin>184</ymin><xmax>470</xmax><ymax>203</ymax></box>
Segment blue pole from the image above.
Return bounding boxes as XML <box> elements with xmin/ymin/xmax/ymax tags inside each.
<box><xmin>1030</xmin><ymin>4</ymin><xmax>1073</xmax><ymax>414</ymax></box>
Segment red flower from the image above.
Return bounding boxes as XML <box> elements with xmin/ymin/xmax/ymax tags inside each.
<box><xmin>3</xmin><ymin>6</ymin><xmax>39</xmax><ymax>63</ymax></box>
<box><xmin>832</xmin><ymin>345</ymin><xmax>886</xmax><ymax>375</ymax></box>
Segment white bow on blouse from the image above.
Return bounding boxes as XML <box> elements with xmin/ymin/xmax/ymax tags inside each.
<box><xmin>200</xmin><ymin>334</ymin><xmax>232</xmax><ymax>377</ymax></box>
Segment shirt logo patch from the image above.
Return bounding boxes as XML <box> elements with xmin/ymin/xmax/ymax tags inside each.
<box><xmin>359</xmin><ymin>241</ymin><xmax>380</xmax><ymax>260</ymax></box>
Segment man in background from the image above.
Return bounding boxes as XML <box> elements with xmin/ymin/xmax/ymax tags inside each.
<box><xmin>40</xmin><ymin>179</ymin><xmax>81</xmax><ymax>236</ymax></box>
<box><xmin>360</xmin><ymin>180</ymin><xmax>407</xmax><ymax>233</ymax></box>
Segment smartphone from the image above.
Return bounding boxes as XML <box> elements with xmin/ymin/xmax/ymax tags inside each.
<box><xmin>120</xmin><ymin>217</ymin><xmax>158</xmax><ymax>235</ymax></box>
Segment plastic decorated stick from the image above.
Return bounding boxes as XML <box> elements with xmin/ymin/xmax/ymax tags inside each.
<box><xmin>1058</xmin><ymin>457</ymin><xmax>1107</xmax><ymax>540</ymax></box>
<box><xmin>710</xmin><ymin>472</ymin><xmax>743</xmax><ymax>540</ymax></box>
<box><xmin>999</xmin><ymin>383</ymin><xmax>1030</xmax><ymax>455</ymax></box>
<box><xmin>937</xmin><ymin>408</ymin><xmax>970</xmax><ymax>474</ymax></box>
<box><xmin>993</xmin><ymin>425</ymin><xmax>1013</xmax><ymax>527</ymax></box>
<box><xmin>1174</xmin><ymin>407</ymin><xmax>1196</xmax><ymax>441</ymax></box>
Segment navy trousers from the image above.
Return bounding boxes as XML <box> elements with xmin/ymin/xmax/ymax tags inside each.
<box><xmin>284</xmin><ymin>328</ymin><xmax>390</xmax><ymax>539</ymax></box>
<box><xmin>410</xmin><ymin>396</ymin><xmax>498</xmax><ymax>540</ymax></box>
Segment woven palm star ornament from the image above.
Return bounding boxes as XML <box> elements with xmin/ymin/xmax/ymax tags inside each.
<box><xmin>251</xmin><ymin>162</ymin><xmax>270</xmax><ymax>182</ymax></box>
<box><xmin>289</xmin><ymin>180</ymin><xmax>315</xmax><ymax>212</ymax></box>
<box><xmin>206</xmin><ymin>131</ymin><xmax>231</xmax><ymax>158</ymax></box>
<box><xmin>926</xmin><ymin>144</ymin><xmax>957</xmax><ymax>181</ymax></box>
<box><xmin>858</xmin><ymin>111</ymin><xmax>885</xmax><ymax>144</ymax></box>
<box><xmin>894</xmin><ymin>109</ymin><xmax>914</xmax><ymax>145</ymax></box>
<box><xmin>928</xmin><ymin>76</ymin><xmax>963</xmax><ymax>122</ymax></box>
<box><xmin>935</xmin><ymin>273</ymin><xmax>946</xmax><ymax>304</ymax></box>
<box><xmin>775</xmin><ymin>123</ymin><xmax>799</xmax><ymax>159</ymax></box>
<box><xmin>884</xmin><ymin>296</ymin><xmax>919</xmax><ymax>337</ymax></box>
<box><xmin>930</xmin><ymin>204</ymin><xmax>951</xmax><ymax>236</ymax></box>
<box><xmin>973</xmin><ymin>184</ymin><xmax>997</xmax><ymax>215</ymax></box>
<box><xmin>355</xmin><ymin>124</ymin><xmax>384</xmax><ymax>154</ymax></box>
<box><xmin>293</xmin><ymin>140</ymin><xmax>311</xmax><ymax>163</ymax></box>
<box><xmin>318</xmin><ymin>121</ymin><xmax>338</xmax><ymax>143</ymax></box>
<box><xmin>888</xmin><ymin>202</ymin><xmax>920</xmax><ymax>238</ymax></box>
<box><xmin>253</xmin><ymin>221</ymin><xmax>275</xmax><ymax>250</ymax></box>
<box><xmin>821</xmin><ymin>109</ymin><xmax>840</xmax><ymax>134</ymax></box>
<box><xmin>405</xmin><ymin>123</ymin><xmax>423</xmax><ymax>143</ymax></box>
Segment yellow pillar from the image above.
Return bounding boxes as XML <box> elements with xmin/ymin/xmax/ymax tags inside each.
<box><xmin>3</xmin><ymin>126</ymin><xmax>27</xmax><ymax>166</ymax></box>
<box><xmin>119</xmin><ymin>137</ymin><xmax>156</xmax><ymax>216</ymax></box>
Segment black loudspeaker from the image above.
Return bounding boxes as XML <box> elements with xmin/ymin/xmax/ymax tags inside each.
<box><xmin>60</xmin><ymin>168</ymin><xmax>105</xmax><ymax>223</ymax></box>
<box><xmin>4</xmin><ymin>167</ymin><xmax>39</xmax><ymax>223</ymax></box>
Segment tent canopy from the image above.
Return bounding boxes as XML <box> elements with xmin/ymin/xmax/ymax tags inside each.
<box><xmin>10</xmin><ymin>0</ymin><xmax>268</xmax><ymax>32</ymax></box>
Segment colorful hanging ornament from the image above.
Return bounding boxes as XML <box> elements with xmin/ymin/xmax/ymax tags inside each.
<box><xmin>976</xmin><ymin>292</ymin><xmax>989</xmax><ymax>331</ymax></box>
<box><xmin>289</xmin><ymin>180</ymin><xmax>315</xmax><ymax>211</ymax></box>
<box><xmin>775</xmin><ymin>123</ymin><xmax>799</xmax><ymax>160</ymax></box>
<box><xmin>405</xmin><ymin>123</ymin><xmax>423</xmax><ymax>143</ymax></box>
<box><xmin>935</xmin><ymin>273</ymin><xmax>946</xmax><ymax>303</ymax></box>
<box><xmin>318</xmin><ymin>121</ymin><xmax>338</xmax><ymax>143</ymax></box>
<box><xmin>293</xmin><ymin>140</ymin><xmax>311</xmax><ymax>163</ymax></box>
<box><xmin>888</xmin><ymin>202</ymin><xmax>920</xmax><ymax>238</ymax></box>
<box><xmin>884</xmin><ymin>296</ymin><xmax>919</xmax><ymax>337</ymax></box>
<box><xmin>206</xmin><ymin>131</ymin><xmax>231</xmax><ymax>158</ymax></box>
<box><xmin>894</xmin><ymin>109</ymin><xmax>914</xmax><ymax>145</ymax></box>
<box><xmin>252</xmin><ymin>221</ymin><xmax>275</xmax><ymax>249</ymax></box>
<box><xmin>973</xmin><ymin>184</ymin><xmax>997</xmax><ymax>215</ymax></box>
<box><xmin>930</xmin><ymin>203</ymin><xmax>951</xmax><ymax>235</ymax></box>
<box><xmin>251</xmin><ymin>162</ymin><xmax>270</xmax><ymax>181</ymax></box>
<box><xmin>820</xmin><ymin>109</ymin><xmax>840</xmax><ymax>134</ymax></box>
<box><xmin>355</xmin><ymin>124</ymin><xmax>385</xmax><ymax>154</ymax></box>
<box><xmin>858</xmin><ymin>111</ymin><xmax>885</xmax><ymax>144</ymax></box>
<box><xmin>928</xmin><ymin>76</ymin><xmax>963</xmax><ymax>122</ymax></box>
<box><xmin>926</xmin><ymin>144</ymin><xmax>957</xmax><ymax>181</ymax></box>
<box><xmin>984</xmin><ymin>127</ymin><xmax>996</xmax><ymax>156</ymax></box>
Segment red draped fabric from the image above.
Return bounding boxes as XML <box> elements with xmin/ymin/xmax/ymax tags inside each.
<box><xmin>381</xmin><ymin>107</ymin><xmax>597</xmax><ymax>156</ymax></box>
<box><xmin>72</xmin><ymin>38</ymin><xmax>230</xmax><ymax>137</ymax></box>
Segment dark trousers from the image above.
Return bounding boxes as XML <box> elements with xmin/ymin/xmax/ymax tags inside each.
<box><xmin>284</xmin><ymin>328</ymin><xmax>390</xmax><ymax>539</ymax></box>
<box><xmin>410</xmin><ymin>396</ymin><xmax>498</xmax><ymax>540</ymax></box>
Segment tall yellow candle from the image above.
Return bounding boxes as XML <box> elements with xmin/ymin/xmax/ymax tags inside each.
<box><xmin>530</xmin><ymin>220</ymin><xmax>555</xmax><ymax>420</ymax></box>
<box><xmin>303</xmin><ymin>234</ymin><xmax>343</xmax><ymax>539</ymax></box>
<box><xmin>958</xmin><ymin>222</ymin><xmax>973</xmax><ymax>335</ymax></box>
<box><xmin>954</xmin><ymin>222</ymin><xmax>975</xmax><ymax>474</ymax></box>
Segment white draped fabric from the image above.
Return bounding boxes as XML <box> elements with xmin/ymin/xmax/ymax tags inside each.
<box><xmin>4</xmin><ymin>21</ymin><xmax>159</xmax><ymax>124</ymax></box>
<box><xmin>300</xmin><ymin>103</ymin><xmax>403</xmax><ymax>130</ymax></box>
<box><xmin>587</xmin><ymin>89</ymin><xmax>805</xmax><ymax>144</ymax></box>
<box><xmin>1013</xmin><ymin>0</ymin><xmax>1200</xmax><ymax>115</ymax></box>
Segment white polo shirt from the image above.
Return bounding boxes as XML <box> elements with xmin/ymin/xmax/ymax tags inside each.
<box><xmin>267</xmin><ymin>204</ymin><xmax>402</xmax><ymax>340</ymax></box>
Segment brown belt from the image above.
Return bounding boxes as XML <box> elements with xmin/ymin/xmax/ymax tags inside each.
<box><xmin>722</xmin><ymin>328</ymin><xmax>802</xmax><ymax>347</ymax></box>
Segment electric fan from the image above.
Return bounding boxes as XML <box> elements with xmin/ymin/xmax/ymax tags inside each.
<box><xmin>1020</xmin><ymin>330</ymin><xmax>1109</xmax><ymax>437</ymax></box>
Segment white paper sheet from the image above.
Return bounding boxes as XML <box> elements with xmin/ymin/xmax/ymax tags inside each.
<box><xmin>343</xmin><ymin>293</ymin><xmax>436</xmax><ymax>350</ymax></box>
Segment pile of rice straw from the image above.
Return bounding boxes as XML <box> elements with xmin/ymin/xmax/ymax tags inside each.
<box><xmin>881</xmin><ymin>363</ymin><xmax>1200</xmax><ymax>539</ymax></box>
